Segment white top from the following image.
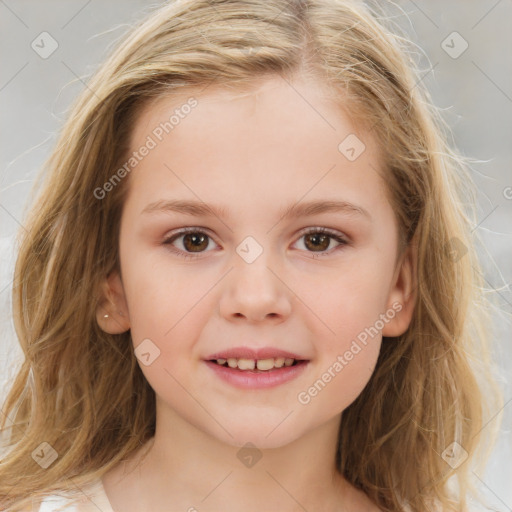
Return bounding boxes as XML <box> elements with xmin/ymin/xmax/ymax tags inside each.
<box><xmin>38</xmin><ymin>478</ymin><xmax>114</xmax><ymax>512</ymax></box>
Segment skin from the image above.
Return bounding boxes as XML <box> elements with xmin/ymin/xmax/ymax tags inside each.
<box><xmin>96</xmin><ymin>75</ymin><xmax>416</xmax><ymax>512</ymax></box>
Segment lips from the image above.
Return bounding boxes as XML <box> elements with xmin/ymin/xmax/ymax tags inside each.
<box><xmin>204</xmin><ymin>359</ymin><xmax>309</xmax><ymax>389</ymax></box>
<box><xmin>205</xmin><ymin>346</ymin><xmax>307</xmax><ymax>361</ymax></box>
<box><xmin>203</xmin><ymin>346</ymin><xmax>310</xmax><ymax>389</ymax></box>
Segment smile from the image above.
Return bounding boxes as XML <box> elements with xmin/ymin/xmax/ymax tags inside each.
<box><xmin>212</xmin><ymin>357</ymin><xmax>299</xmax><ymax>371</ymax></box>
<box><xmin>204</xmin><ymin>359</ymin><xmax>309</xmax><ymax>389</ymax></box>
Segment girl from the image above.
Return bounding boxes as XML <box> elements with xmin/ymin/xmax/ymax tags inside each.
<box><xmin>0</xmin><ymin>0</ymin><xmax>502</xmax><ymax>510</ymax></box>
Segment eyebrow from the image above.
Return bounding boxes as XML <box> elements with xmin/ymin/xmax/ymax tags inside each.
<box><xmin>141</xmin><ymin>198</ymin><xmax>371</xmax><ymax>221</ymax></box>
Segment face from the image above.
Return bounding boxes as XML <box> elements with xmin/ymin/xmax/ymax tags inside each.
<box><xmin>98</xmin><ymin>75</ymin><xmax>415</xmax><ymax>449</ymax></box>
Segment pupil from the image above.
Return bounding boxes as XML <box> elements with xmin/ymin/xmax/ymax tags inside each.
<box><xmin>184</xmin><ymin>233</ymin><xmax>208</xmax><ymax>252</ymax></box>
<box><xmin>306</xmin><ymin>233</ymin><xmax>329</xmax><ymax>251</ymax></box>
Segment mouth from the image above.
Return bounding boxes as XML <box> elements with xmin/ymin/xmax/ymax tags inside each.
<box><xmin>208</xmin><ymin>357</ymin><xmax>306</xmax><ymax>372</ymax></box>
<box><xmin>203</xmin><ymin>348</ymin><xmax>310</xmax><ymax>389</ymax></box>
<box><xmin>203</xmin><ymin>347</ymin><xmax>310</xmax><ymax>388</ymax></box>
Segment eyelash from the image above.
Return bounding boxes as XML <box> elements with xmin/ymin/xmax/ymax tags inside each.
<box><xmin>162</xmin><ymin>226</ymin><xmax>349</xmax><ymax>260</ymax></box>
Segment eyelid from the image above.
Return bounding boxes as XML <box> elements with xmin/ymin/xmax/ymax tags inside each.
<box><xmin>296</xmin><ymin>226</ymin><xmax>348</xmax><ymax>240</ymax></box>
<box><xmin>164</xmin><ymin>225</ymin><xmax>215</xmax><ymax>237</ymax></box>
<box><xmin>162</xmin><ymin>226</ymin><xmax>219</xmax><ymax>246</ymax></box>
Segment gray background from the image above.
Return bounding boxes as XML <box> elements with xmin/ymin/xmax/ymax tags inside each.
<box><xmin>1</xmin><ymin>0</ymin><xmax>511</xmax><ymax>509</ymax></box>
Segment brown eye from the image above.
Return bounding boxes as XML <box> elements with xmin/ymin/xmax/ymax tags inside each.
<box><xmin>303</xmin><ymin>233</ymin><xmax>331</xmax><ymax>252</ymax></box>
<box><xmin>295</xmin><ymin>228</ymin><xmax>348</xmax><ymax>255</ymax></box>
<box><xmin>182</xmin><ymin>232</ymin><xmax>209</xmax><ymax>252</ymax></box>
<box><xmin>163</xmin><ymin>229</ymin><xmax>216</xmax><ymax>258</ymax></box>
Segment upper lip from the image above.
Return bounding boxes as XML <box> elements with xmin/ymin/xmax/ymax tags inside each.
<box><xmin>205</xmin><ymin>346</ymin><xmax>308</xmax><ymax>361</ymax></box>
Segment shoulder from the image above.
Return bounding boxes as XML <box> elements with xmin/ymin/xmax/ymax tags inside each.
<box><xmin>36</xmin><ymin>477</ymin><xmax>113</xmax><ymax>512</ymax></box>
<box><xmin>37</xmin><ymin>495</ymin><xmax>79</xmax><ymax>512</ymax></box>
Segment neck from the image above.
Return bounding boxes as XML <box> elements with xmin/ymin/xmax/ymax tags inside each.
<box><xmin>105</xmin><ymin>402</ymin><xmax>353</xmax><ymax>512</ymax></box>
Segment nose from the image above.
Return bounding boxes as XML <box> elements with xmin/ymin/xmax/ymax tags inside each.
<box><xmin>218</xmin><ymin>251</ymin><xmax>292</xmax><ymax>324</ymax></box>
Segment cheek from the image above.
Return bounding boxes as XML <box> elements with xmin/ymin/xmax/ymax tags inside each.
<box><xmin>125</xmin><ymin>275</ymin><xmax>213</xmax><ymax>405</ymax></box>
<box><xmin>124</xmin><ymin>259</ymin><xmax>218</xmax><ymax>371</ymax></box>
<box><xmin>300</xmin><ymin>256</ymin><xmax>394</xmax><ymax>341</ymax></box>
<box><xmin>122</xmin><ymin>246</ymin><xmax>210</xmax><ymax>338</ymax></box>
<box><xmin>297</xmin><ymin>300</ymin><xmax>382</xmax><ymax>416</ymax></box>
<box><xmin>298</xmin><ymin>342</ymin><xmax>381</xmax><ymax>419</ymax></box>
<box><xmin>293</xmin><ymin>255</ymin><xmax>390</xmax><ymax>409</ymax></box>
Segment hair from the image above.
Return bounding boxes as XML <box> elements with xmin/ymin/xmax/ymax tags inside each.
<box><xmin>0</xmin><ymin>0</ymin><xmax>502</xmax><ymax>510</ymax></box>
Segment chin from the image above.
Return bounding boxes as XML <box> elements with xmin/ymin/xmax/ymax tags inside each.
<box><xmin>205</xmin><ymin>421</ymin><xmax>305</xmax><ymax>451</ymax></box>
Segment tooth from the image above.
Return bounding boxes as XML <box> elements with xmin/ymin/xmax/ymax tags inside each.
<box><xmin>216</xmin><ymin>358</ymin><xmax>227</xmax><ymax>365</ymax></box>
<box><xmin>274</xmin><ymin>357</ymin><xmax>285</xmax><ymax>368</ymax></box>
<box><xmin>227</xmin><ymin>358</ymin><xmax>238</xmax><ymax>368</ymax></box>
<box><xmin>256</xmin><ymin>358</ymin><xmax>275</xmax><ymax>371</ymax></box>
<box><xmin>237</xmin><ymin>358</ymin><xmax>255</xmax><ymax>370</ymax></box>
<box><xmin>284</xmin><ymin>358</ymin><xmax>294</xmax><ymax>367</ymax></box>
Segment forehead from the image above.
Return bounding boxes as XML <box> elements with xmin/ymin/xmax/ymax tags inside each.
<box><xmin>124</xmin><ymin>75</ymin><xmax>387</xmax><ymax>213</ymax></box>
<box><xmin>130</xmin><ymin>75</ymin><xmax>374</xmax><ymax>153</ymax></box>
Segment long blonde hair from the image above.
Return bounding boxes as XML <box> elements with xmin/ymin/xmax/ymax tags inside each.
<box><xmin>0</xmin><ymin>0</ymin><xmax>501</xmax><ymax>510</ymax></box>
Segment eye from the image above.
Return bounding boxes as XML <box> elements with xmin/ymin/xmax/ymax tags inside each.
<box><xmin>162</xmin><ymin>228</ymin><xmax>217</xmax><ymax>259</ymax></box>
<box><xmin>162</xmin><ymin>226</ymin><xmax>348</xmax><ymax>259</ymax></box>
<box><xmin>293</xmin><ymin>227</ymin><xmax>348</xmax><ymax>255</ymax></box>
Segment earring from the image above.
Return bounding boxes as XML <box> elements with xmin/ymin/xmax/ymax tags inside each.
<box><xmin>104</xmin><ymin>314</ymin><xmax>109</xmax><ymax>319</ymax></box>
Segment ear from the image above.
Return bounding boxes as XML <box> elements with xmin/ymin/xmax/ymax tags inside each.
<box><xmin>382</xmin><ymin>240</ymin><xmax>417</xmax><ymax>337</ymax></box>
<box><xmin>95</xmin><ymin>271</ymin><xmax>131</xmax><ymax>334</ymax></box>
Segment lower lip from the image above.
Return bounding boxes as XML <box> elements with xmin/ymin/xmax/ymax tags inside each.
<box><xmin>204</xmin><ymin>360</ymin><xmax>309</xmax><ymax>389</ymax></box>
